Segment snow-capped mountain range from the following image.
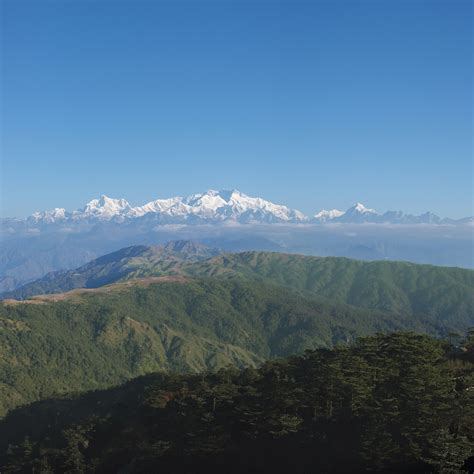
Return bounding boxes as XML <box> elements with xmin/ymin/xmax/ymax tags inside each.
<box><xmin>9</xmin><ymin>189</ymin><xmax>473</xmax><ymax>226</ymax></box>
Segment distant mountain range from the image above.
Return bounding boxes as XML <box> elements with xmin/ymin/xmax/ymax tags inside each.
<box><xmin>3</xmin><ymin>189</ymin><xmax>472</xmax><ymax>228</ymax></box>
<box><xmin>1</xmin><ymin>190</ymin><xmax>472</xmax><ymax>293</ymax></box>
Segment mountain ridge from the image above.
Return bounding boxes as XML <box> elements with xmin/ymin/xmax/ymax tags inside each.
<box><xmin>5</xmin><ymin>189</ymin><xmax>472</xmax><ymax>226</ymax></box>
<box><xmin>0</xmin><ymin>241</ymin><xmax>219</xmax><ymax>300</ymax></box>
<box><xmin>3</xmin><ymin>244</ymin><xmax>473</xmax><ymax>334</ymax></box>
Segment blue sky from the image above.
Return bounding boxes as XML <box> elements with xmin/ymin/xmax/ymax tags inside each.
<box><xmin>2</xmin><ymin>0</ymin><xmax>472</xmax><ymax>218</ymax></box>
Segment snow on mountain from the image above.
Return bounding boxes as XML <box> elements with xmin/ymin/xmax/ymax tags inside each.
<box><xmin>29</xmin><ymin>208</ymin><xmax>68</xmax><ymax>223</ymax></box>
<box><xmin>312</xmin><ymin>203</ymin><xmax>473</xmax><ymax>225</ymax></box>
<box><xmin>314</xmin><ymin>209</ymin><xmax>344</xmax><ymax>222</ymax></box>
<box><xmin>333</xmin><ymin>202</ymin><xmax>379</xmax><ymax>223</ymax></box>
<box><xmin>74</xmin><ymin>195</ymin><xmax>133</xmax><ymax>219</ymax></box>
<box><xmin>120</xmin><ymin>189</ymin><xmax>307</xmax><ymax>223</ymax></box>
<box><xmin>130</xmin><ymin>196</ymin><xmax>185</xmax><ymax>218</ymax></box>
<box><xmin>19</xmin><ymin>191</ymin><xmax>472</xmax><ymax>226</ymax></box>
<box><xmin>344</xmin><ymin>202</ymin><xmax>378</xmax><ymax>216</ymax></box>
<box><xmin>26</xmin><ymin>190</ymin><xmax>307</xmax><ymax>225</ymax></box>
<box><xmin>189</xmin><ymin>189</ymin><xmax>307</xmax><ymax>222</ymax></box>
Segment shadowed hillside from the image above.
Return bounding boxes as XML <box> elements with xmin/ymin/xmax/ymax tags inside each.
<box><xmin>1</xmin><ymin>332</ymin><xmax>473</xmax><ymax>473</ymax></box>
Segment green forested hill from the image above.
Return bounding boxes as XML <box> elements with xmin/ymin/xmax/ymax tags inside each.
<box><xmin>1</xmin><ymin>332</ymin><xmax>473</xmax><ymax>473</ymax></box>
<box><xmin>5</xmin><ymin>248</ymin><xmax>473</xmax><ymax>330</ymax></box>
<box><xmin>186</xmin><ymin>252</ymin><xmax>474</xmax><ymax>325</ymax></box>
<box><xmin>2</xmin><ymin>274</ymin><xmax>470</xmax><ymax>418</ymax></box>
<box><xmin>1</xmin><ymin>247</ymin><xmax>473</xmax><ymax>420</ymax></box>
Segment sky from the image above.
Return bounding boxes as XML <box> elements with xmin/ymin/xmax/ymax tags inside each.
<box><xmin>1</xmin><ymin>0</ymin><xmax>472</xmax><ymax>218</ymax></box>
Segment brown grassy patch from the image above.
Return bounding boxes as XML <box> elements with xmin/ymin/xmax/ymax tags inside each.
<box><xmin>1</xmin><ymin>275</ymin><xmax>190</xmax><ymax>305</ymax></box>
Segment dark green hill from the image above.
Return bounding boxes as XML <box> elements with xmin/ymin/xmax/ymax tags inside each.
<box><xmin>185</xmin><ymin>252</ymin><xmax>474</xmax><ymax>326</ymax></box>
<box><xmin>4</xmin><ymin>248</ymin><xmax>473</xmax><ymax>331</ymax></box>
<box><xmin>0</xmin><ymin>274</ymin><xmax>463</xmax><ymax>418</ymax></box>
<box><xmin>1</xmin><ymin>332</ymin><xmax>473</xmax><ymax>473</ymax></box>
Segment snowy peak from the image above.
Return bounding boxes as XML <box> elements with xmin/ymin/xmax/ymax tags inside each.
<box><xmin>314</xmin><ymin>209</ymin><xmax>344</xmax><ymax>222</ymax></box>
<box><xmin>347</xmin><ymin>202</ymin><xmax>378</xmax><ymax>215</ymax></box>
<box><xmin>313</xmin><ymin>203</ymin><xmax>378</xmax><ymax>223</ymax></box>
<box><xmin>311</xmin><ymin>202</ymin><xmax>472</xmax><ymax>224</ymax></box>
<box><xmin>28</xmin><ymin>189</ymin><xmax>307</xmax><ymax>224</ymax></box>
<box><xmin>24</xmin><ymin>190</ymin><xmax>471</xmax><ymax>226</ymax></box>
<box><xmin>132</xmin><ymin>189</ymin><xmax>307</xmax><ymax>223</ymax></box>
<box><xmin>183</xmin><ymin>189</ymin><xmax>233</xmax><ymax>213</ymax></box>
<box><xmin>78</xmin><ymin>195</ymin><xmax>133</xmax><ymax>219</ymax></box>
<box><xmin>30</xmin><ymin>208</ymin><xmax>68</xmax><ymax>223</ymax></box>
<box><xmin>332</xmin><ymin>202</ymin><xmax>378</xmax><ymax>223</ymax></box>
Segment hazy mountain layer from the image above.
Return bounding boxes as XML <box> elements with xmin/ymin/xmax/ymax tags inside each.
<box><xmin>2</xmin><ymin>219</ymin><xmax>472</xmax><ymax>293</ymax></box>
<box><xmin>1</xmin><ymin>240</ymin><xmax>219</xmax><ymax>299</ymax></box>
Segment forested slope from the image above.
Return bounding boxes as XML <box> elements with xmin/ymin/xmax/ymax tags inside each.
<box><xmin>1</xmin><ymin>274</ymin><xmax>467</xmax><ymax>417</ymax></box>
<box><xmin>186</xmin><ymin>252</ymin><xmax>474</xmax><ymax>324</ymax></box>
<box><xmin>1</xmin><ymin>332</ymin><xmax>473</xmax><ymax>473</ymax></box>
<box><xmin>6</xmin><ymin>248</ymin><xmax>473</xmax><ymax>331</ymax></box>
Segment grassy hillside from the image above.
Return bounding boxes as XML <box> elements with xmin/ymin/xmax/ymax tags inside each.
<box><xmin>1</xmin><ymin>332</ymin><xmax>473</xmax><ymax>473</ymax></box>
<box><xmin>1</xmin><ymin>273</ymin><xmax>464</xmax><ymax>417</ymax></box>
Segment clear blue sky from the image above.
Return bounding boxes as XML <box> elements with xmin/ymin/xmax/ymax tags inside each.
<box><xmin>1</xmin><ymin>0</ymin><xmax>472</xmax><ymax>218</ymax></box>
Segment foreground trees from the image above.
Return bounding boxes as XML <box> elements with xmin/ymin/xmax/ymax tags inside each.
<box><xmin>1</xmin><ymin>332</ymin><xmax>473</xmax><ymax>473</ymax></box>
